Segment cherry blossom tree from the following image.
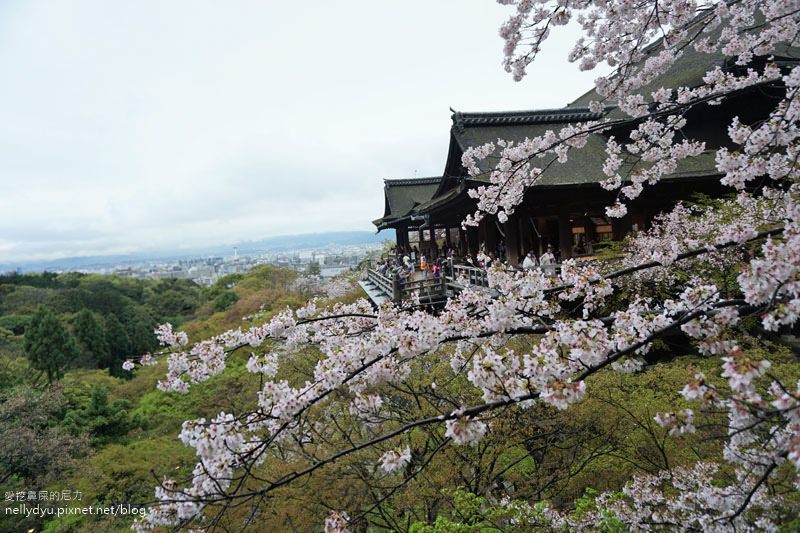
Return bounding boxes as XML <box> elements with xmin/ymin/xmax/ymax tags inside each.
<box><xmin>130</xmin><ymin>1</ymin><xmax>800</xmax><ymax>530</ymax></box>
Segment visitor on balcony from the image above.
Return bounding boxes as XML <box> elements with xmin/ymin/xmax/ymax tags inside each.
<box><xmin>477</xmin><ymin>250</ymin><xmax>488</xmax><ymax>269</ymax></box>
<box><xmin>540</xmin><ymin>245</ymin><xmax>556</xmax><ymax>275</ymax></box>
<box><xmin>522</xmin><ymin>251</ymin><xmax>538</xmax><ymax>270</ymax></box>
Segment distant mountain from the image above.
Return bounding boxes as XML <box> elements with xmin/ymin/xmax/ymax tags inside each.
<box><xmin>0</xmin><ymin>230</ymin><xmax>391</xmax><ymax>273</ymax></box>
<box><xmin>223</xmin><ymin>231</ymin><xmax>389</xmax><ymax>255</ymax></box>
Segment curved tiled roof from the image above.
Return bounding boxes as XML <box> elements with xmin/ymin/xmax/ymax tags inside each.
<box><xmin>373</xmin><ymin>177</ymin><xmax>442</xmax><ymax>230</ymax></box>
<box><xmin>444</xmin><ymin>104</ymin><xmax>719</xmax><ymax>189</ymax></box>
<box><xmin>446</xmin><ymin>106</ymin><xmax>616</xmax><ymax>186</ymax></box>
<box><xmin>568</xmin><ymin>16</ymin><xmax>800</xmax><ymax>110</ymax></box>
<box><xmin>375</xmin><ymin>22</ymin><xmax>797</xmax><ymax>226</ymax></box>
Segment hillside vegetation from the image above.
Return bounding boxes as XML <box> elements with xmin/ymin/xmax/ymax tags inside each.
<box><xmin>1</xmin><ymin>265</ymin><xmax>797</xmax><ymax>531</ymax></box>
<box><xmin>0</xmin><ymin>266</ymin><xmax>312</xmax><ymax>531</ymax></box>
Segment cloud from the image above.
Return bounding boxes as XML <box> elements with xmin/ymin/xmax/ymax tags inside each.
<box><xmin>0</xmin><ymin>0</ymin><xmax>606</xmax><ymax>264</ymax></box>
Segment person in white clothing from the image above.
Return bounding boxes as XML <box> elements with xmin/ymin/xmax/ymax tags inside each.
<box><xmin>539</xmin><ymin>245</ymin><xmax>556</xmax><ymax>275</ymax></box>
<box><xmin>522</xmin><ymin>251</ymin><xmax>538</xmax><ymax>270</ymax></box>
<box><xmin>476</xmin><ymin>251</ymin><xmax>489</xmax><ymax>269</ymax></box>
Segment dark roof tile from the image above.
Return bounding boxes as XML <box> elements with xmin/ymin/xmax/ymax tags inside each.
<box><xmin>452</xmin><ymin>108</ymin><xmax>605</xmax><ymax>131</ymax></box>
<box><xmin>375</xmin><ymin>176</ymin><xmax>443</xmax><ymax>229</ymax></box>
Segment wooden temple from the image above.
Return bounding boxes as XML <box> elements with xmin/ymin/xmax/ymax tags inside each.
<box><xmin>372</xmin><ymin>42</ymin><xmax>792</xmax><ymax>267</ymax></box>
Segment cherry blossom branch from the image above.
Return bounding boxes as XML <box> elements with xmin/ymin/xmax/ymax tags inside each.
<box><xmin>142</xmin><ymin>298</ymin><xmax>761</xmax><ymax>512</ymax></box>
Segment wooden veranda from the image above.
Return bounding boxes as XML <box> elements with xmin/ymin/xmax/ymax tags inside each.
<box><xmin>358</xmin><ymin>264</ymin><xmax>494</xmax><ymax>307</ymax></box>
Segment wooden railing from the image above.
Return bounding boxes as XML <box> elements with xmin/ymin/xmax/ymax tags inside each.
<box><xmin>400</xmin><ymin>276</ymin><xmax>448</xmax><ymax>303</ymax></box>
<box><xmin>366</xmin><ymin>260</ymin><xmax>568</xmax><ymax>305</ymax></box>
<box><xmin>366</xmin><ymin>268</ymin><xmax>448</xmax><ymax>303</ymax></box>
<box><xmin>449</xmin><ymin>264</ymin><xmax>489</xmax><ymax>288</ymax></box>
<box><xmin>366</xmin><ymin>268</ymin><xmax>394</xmax><ymax>297</ymax></box>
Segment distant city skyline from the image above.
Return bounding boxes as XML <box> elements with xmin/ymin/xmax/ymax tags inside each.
<box><xmin>0</xmin><ymin>229</ymin><xmax>388</xmax><ymax>272</ymax></box>
<box><xmin>0</xmin><ymin>1</ymin><xmax>607</xmax><ymax>263</ymax></box>
<box><xmin>70</xmin><ymin>239</ymin><xmax>381</xmax><ymax>287</ymax></box>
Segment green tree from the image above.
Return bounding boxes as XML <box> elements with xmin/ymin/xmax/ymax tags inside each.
<box><xmin>0</xmin><ymin>385</ymin><xmax>88</xmax><ymax>532</ymax></box>
<box><xmin>126</xmin><ymin>307</ymin><xmax>158</xmax><ymax>356</ymax></box>
<box><xmin>103</xmin><ymin>314</ymin><xmax>131</xmax><ymax>377</ymax></box>
<box><xmin>0</xmin><ymin>314</ymin><xmax>31</xmax><ymax>335</ymax></box>
<box><xmin>147</xmin><ymin>288</ymin><xmax>199</xmax><ymax>318</ymax></box>
<box><xmin>23</xmin><ymin>305</ymin><xmax>79</xmax><ymax>384</ymax></box>
<box><xmin>212</xmin><ymin>290</ymin><xmax>239</xmax><ymax>312</ymax></box>
<box><xmin>62</xmin><ymin>384</ymin><xmax>142</xmax><ymax>445</ymax></box>
<box><xmin>72</xmin><ymin>309</ymin><xmax>109</xmax><ymax>368</ymax></box>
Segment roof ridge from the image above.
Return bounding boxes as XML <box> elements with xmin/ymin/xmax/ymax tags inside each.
<box><xmin>456</xmin><ymin>107</ymin><xmax>600</xmax><ymax>117</ymax></box>
<box><xmin>383</xmin><ymin>177</ymin><xmax>442</xmax><ymax>186</ymax></box>
<box><xmin>451</xmin><ymin>107</ymin><xmax>609</xmax><ymax>130</ymax></box>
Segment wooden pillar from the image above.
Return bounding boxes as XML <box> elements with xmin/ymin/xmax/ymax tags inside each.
<box><xmin>558</xmin><ymin>210</ymin><xmax>572</xmax><ymax>262</ymax></box>
<box><xmin>519</xmin><ymin>216</ymin><xmax>533</xmax><ymax>258</ymax></box>
<box><xmin>445</xmin><ymin>225</ymin><xmax>452</xmax><ymax>249</ymax></box>
<box><xmin>537</xmin><ymin>216</ymin><xmax>548</xmax><ymax>256</ymax></box>
<box><xmin>467</xmin><ymin>226</ymin><xmax>479</xmax><ymax>256</ymax></box>
<box><xmin>398</xmin><ymin>225</ymin><xmax>409</xmax><ymax>250</ymax></box>
<box><xmin>612</xmin><ymin>215</ymin><xmax>632</xmax><ymax>241</ymax></box>
<box><xmin>485</xmin><ymin>219</ymin><xmax>499</xmax><ymax>256</ymax></box>
<box><xmin>504</xmin><ymin>215</ymin><xmax>521</xmax><ymax>266</ymax></box>
<box><xmin>584</xmin><ymin>217</ymin><xmax>593</xmax><ymax>255</ymax></box>
<box><xmin>429</xmin><ymin>217</ymin><xmax>437</xmax><ymax>257</ymax></box>
<box><xmin>392</xmin><ymin>275</ymin><xmax>402</xmax><ymax>303</ymax></box>
<box><xmin>631</xmin><ymin>212</ymin><xmax>646</xmax><ymax>233</ymax></box>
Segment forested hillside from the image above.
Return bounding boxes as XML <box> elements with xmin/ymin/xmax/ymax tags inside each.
<box><xmin>1</xmin><ymin>257</ymin><xmax>799</xmax><ymax>531</ymax></box>
<box><xmin>0</xmin><ymin>266</ymin><xmax>319</xmax><ymax>532</ymax></box>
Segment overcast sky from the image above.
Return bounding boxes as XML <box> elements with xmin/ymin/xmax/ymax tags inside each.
<box><xmin>0</xmin><ymin>1</ymin><xmax>605</xmax><ymax>263</ymax></box>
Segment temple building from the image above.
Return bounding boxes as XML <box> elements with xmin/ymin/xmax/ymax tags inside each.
<box><xmin>373</xmin><ymin>104</ymin><xmax>727</xmax><ymax>265</ymax></box>
<box><xmin>373</xmin><ymin>35</ymin><xmax>795</xmax><ymax>266</ymax></box>
<box><xmin>372</xmin><ymin>176</ymin><xmax>443</xmax><ymax>252</ymax></box>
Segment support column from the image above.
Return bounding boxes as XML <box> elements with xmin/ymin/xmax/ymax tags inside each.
<box><xmin>631</xmin><ymin>212</ymin><xmax>646</xmax><ymax>233</ymax></box>
<box><xmin>504</xmin><ymin>215</ymin><xmax>521</xmax><ymax>266</ymax></box>
<box><xmin>398</xmin><ymin>225</ymin><xmax>409</xmax><ymax>251</ymax></box>
<box><xmin>478</xmin><ymin>220</ymin><xmax>487</xmax><ymax>252</ymax></box>
<box><xmin>519</xmin><ymin>216</ymin><xmax>534</xmax><ymax>258</ymax></box>
<box><xmin>612</xmin><ymin>215</ymin><xmax>631</xmax><ymax>241</ymax></box>
<box><xmin>429</xmin><ymin>217</ymin><xmax>437</xmax><ymax>258</ymax></box>
<box><xmin>458</xmin><ymin>227</ymin><xmax>467</xmax><ymax>255</ymax></box>
<box><xmin>537</xmin><ymin>216</ymin><xmax>548</xmax><ymax>256</ymax></box>
<box><xmin>583</xmin><ymin>217</ymin><xmax>593</xmax><ymax>255</ymax></box>
<box><xmin>485</xmin><ymin>219</ymin><xmax>499</xmax><ymax>256</ymax></box>
<box><xmin>558</xmin><ymin>210</ymin><xmax>572</xmax><ymax>262</ymax></box>
<box><xmin>467</xmin><ymin>226</ymin><xmax>479</xmax><ymax>257</ymax></box>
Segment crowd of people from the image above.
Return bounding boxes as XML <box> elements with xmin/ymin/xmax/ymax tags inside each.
<box><xmin>521</xmin><ymin>244</ymin><xmax>557</xmax><ymax>274</ymax></box>
<box><xmin>374</xmin><ymin>241</ymin><xmax>560</xmax><ymax>285</ymax></box>
<box><xmin>375</xmin><ymin>247</ymin><xmax>451</xmax><ymax>284</ymax></box>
